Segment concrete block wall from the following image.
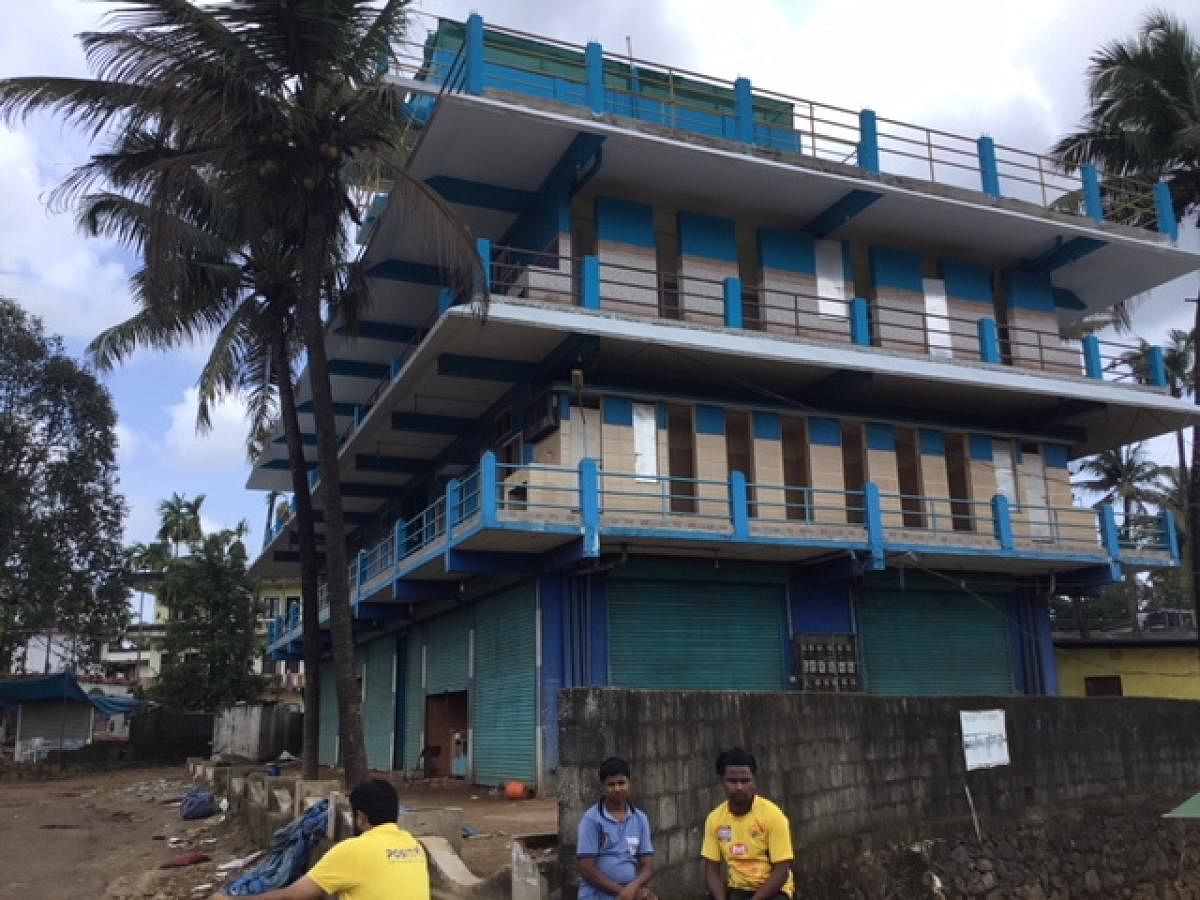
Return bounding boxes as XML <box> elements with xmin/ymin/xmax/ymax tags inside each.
<box><xmin>807</xmin><ymin>420</ymin><xmax>846</xmax><ymax>524</ymax></box>
<box><xmin>557</xmin><ymin>689</ymin><xmax>1200</xmax><ymax>898</ymax></box>
<box><xmin>941</xmin><ymin>259</ymin><xmax>998</xmax><ymax>363</ymax></box>
<box><xmin>917</xmin><ymin>431</ymin><xmax>953</xmax><ymax>530</ymax></box>
<box><xmin>1004</xmin><ymin>271</ymin><xmax>1080</xmax><ymax>375</ymax></box>
<box><xmin>678</xmin><ymin>212</ymin><xmax>737</xmax><ymax>327</ymax></box>
<box><xmin>869</xmin><ymin>247</ymin><xmax>926</xmax><ymax>354</ymax></box>
<box><xmin>750</xmin><ymin>412</ymin><xmax>786</xmax><ymax>521</ymax></box>
<box><xmin>693</xmin><ymin>406</ymin><xmax>729</xmax><ymax>519</ymax></box>
<box><xmin>757</xmin><ymin>230</ymin><xmax>853</xmax><ymax>343</ymax></box>
<box><xmin>599</xmin><ymin>398</ymin><xmax>665</xmax><ymax>516</ymax></box>
<box><xmin>864</xmin><ymin>424</ymin><xmax>901</xmax><ymax>522</ymax></box>
<box><xmin>595</xmin><ymin>197</ymin><xmax>659</xmax><ymax>318</ymax></box>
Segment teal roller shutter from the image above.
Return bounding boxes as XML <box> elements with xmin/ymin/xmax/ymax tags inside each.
<box><xmin>857</xmin><ymin>576</ymin><xmax>1014</xmax><ymax>695</ymax></box>
<box><xmin>318</xmin><ymin>662</ymin><xmax>338</xmax><ymax>766</ymax></box>
<box><xmin>473</xmin><ymin>584</ymin><xmax>537</xmax><ymax>786</ymax></box>
<box><xmin>362</xmin><ymin>636</ymin><xmax>396</xmax><ymax>771</ymax></box>
<box><xmin>607</xmin><ymin>581</ymin><xmax>786</xmax><ymax>690</ymax></box>
<box><xmin>403</xmin><ymin>630</ymin><xmax>423</xmax><ymax>774</ymax></box>
<box><xmin>426</xmin><ymin>610</ymin><xmax>470</xmax><ymax>694</ymax></box>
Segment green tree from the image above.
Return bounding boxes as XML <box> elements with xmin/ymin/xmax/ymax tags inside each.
<box><xmin>1053</xmin><ymin>10</ymin><xmax>1200</xmax><ymax>634</ymax></box>
<box><xmin>0</xmin><ymin>298</ymin><xmax>130</xmax><ymax>672</ymax></box>
<box><xmin>1116</xmin><ymin>330</ymin><xmax>1194</xmax><ymax>477</ymax></box>
<box><xmin>153</xmin><ymin>521</ymin><xmax>262</xmax><ymax>711</ymax></box>
<box><xmin>1077</xmin><ymin>443</ymin><xmax>1170</xmax><ymax>630</ymax></box>
<box><xmin>157</xmin><ymin>492</ymin><xmax>205</xmax><ymax>558</ymax></box>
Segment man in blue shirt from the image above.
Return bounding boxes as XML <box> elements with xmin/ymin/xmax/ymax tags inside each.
<box><xmin>576</xmin><ymin>757</ymin><xmax>657</xmax><ymax>900</ymax></box>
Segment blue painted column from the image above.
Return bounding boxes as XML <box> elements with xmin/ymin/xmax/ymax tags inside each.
<box><xmin>476</xmin><ymin>237</ymin><xmax>492</xmax><ymax>295</ymax></box>
<box><xmin>850</xmin><ymin>297</ymin><xmax>871</xmax><ymax>346</ymax></box>
<box><xmin>538</xmin><ymin>574</ymin><xmax>565</xmax><ymax>780</ymax></box>
<box><xmin>730</xmin><ymin>471</ymin><xmax>750</xmax><ymax>539</ymax></box>
<box><xmin>1081</xmin><ymin>164</ymin><xmax>1103</xmax><ymax>223</ymax></box>
<box><xmin>864</xmin><ymin>482</ymin><xmax>885</xmax><ymax>569</ymax></box>
<box><xmin>480</xmin><ymin>451</ymin><xmax>499</xmax><ymax>527</ymax></box>
<box><xmin>1163</xmin><ymin>510</ymin><xmax>1181</xmax><ymax>563</ymax></box>
<box><xmin>585</xmin><ymin>42</ymin><xmax>605</xmax><ymax>115</ymax></box>
<box><xmin>724</xmin><ymin>277</ymin><xmax>743</xmax><ymax>329</ymax></box>
<box><xmin>579</xmin><ymin>457</ymin><xmax>600</xmax><ymax>558</ymax></box>
<box><xmin>857</xmin><ymin>110</ymin><xmax>880</xmax><ymax>175</ymax></box>
<box><xmin>1098</xmin><ymin>504</ymin><xmax>1124</xmax><ymax>582</ymax></box>
<box><xmin>1155</xmin><ymin>182</ymin><xmax>1179</xmax><ymax>241</ymax></box>
<box><xmin>392</xmin><ymin>516</ymin><xmax>405</xmax><ymax>564</ymax></box>
<box><xmin>977</xmin><ymin>318</ymin><xmax>1001</xmax><ymax>364</ymax></box>
<box><xmin>734</xmin><ymin>77</ymin><xmax>754</xmax><ymax>144</ymax></box>
<box><xmin>1082</xmin><ymin>335</ymin><xmax>1103</xmax><ymax>380</ymax></box>
<box><xmin>1032</xmin><ymin>596</ymin><xmax>1060</xmax><ymax>695</ymax></box>
<box><xmin>438</xmin><ymin>287</ymin><xmax>456</xmax><ymax>315</ymax></box>
<box><xmin>1147</xmin><ymin>345</ymin><xmax>1168</xmax><ymax>388</ymax></box>
<box><xmin>991</xmin><ymin>495</ymin><xmax>1014</xmax><ymax>551</ymax></box>
<box><xmin>465</xmin><ymin>13</ymin><xmax>484</xmax><ymax>96</ymax></box>
<box><xmin>977</xmin><ymin>136</ymin><xmax>1001</xmax><ymax>198</ymax></box>
<box><xmin>445</xmin><ymin>478</ymin><xmax>462</xmax><ymax>542</ymax></box>
<box><xmin>582</xmin><ymin>255</ymin><xmax>601</xmax><ymax>310</ymax></box>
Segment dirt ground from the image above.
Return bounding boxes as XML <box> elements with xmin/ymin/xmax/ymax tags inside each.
<box><xmin>0</xmin><ymin>766</ymin><xmax>556</xmax><ymax>900</ymax></box>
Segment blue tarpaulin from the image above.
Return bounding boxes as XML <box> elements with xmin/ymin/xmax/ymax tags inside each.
<box><xmin>0</xmin><ymin>673</ymin><xmax>144</xmax><ymax>716</ymax></box>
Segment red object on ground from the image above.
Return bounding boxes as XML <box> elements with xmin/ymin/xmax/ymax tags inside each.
<box><xmin>160</xmin><ymin>852</ymin><xmax>211</xmax><ymax>869</ymax></box>
<box><xmin>504</xmin><ymin>781</ymin><xmax>529</xmax><ymax>800</ymax></box>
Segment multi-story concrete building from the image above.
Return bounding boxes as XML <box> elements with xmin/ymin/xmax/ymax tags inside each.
<box><xmin>254</xmin><ymin>14</ymin><xmax>1197</xmax><ymax>788</ymax></box>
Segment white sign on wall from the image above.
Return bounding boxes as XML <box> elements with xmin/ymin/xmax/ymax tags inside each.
<box><xmin>960</xmin><ymin>709</ymin><xmax>1010</xmax><ymax>771</ymax></box>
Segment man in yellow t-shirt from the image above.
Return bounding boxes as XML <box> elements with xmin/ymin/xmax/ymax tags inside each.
<box><xmin>701</xmin><ymin>748</ymin><xmax>795</xmax><ymax>900</ymax></box>
<box><xmin>214</xmin><ymin>779</ymin><xmax>429</xmax><ymax>900</ymax></box>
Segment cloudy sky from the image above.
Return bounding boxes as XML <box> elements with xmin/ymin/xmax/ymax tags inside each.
<box><xmin>1</xmin><ymin>0</ymin><xmax>1198</xmax><ymax>558</ymax></box>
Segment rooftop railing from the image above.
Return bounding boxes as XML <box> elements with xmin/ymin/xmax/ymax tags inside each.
<box><xmin>397</xmin><ymin>12</ymin><xmax>1179</xmax><ymax>239</ymax></box>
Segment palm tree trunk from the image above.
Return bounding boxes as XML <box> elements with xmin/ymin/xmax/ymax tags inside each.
<box><xmin>1124</xmin><ymin>496</ymin><xmax>1141</xmax><ymax>633</ymax></box>
<box><xmin>273</xmin><ymin>328</ymin><xmax>323</xmax><ymax>782</ymax></box>
<box><xmin>296</xmin><ymin>209</ymin><xmax>368</xmax><ymax>788</ymax></box>
<box><xmin>264</xmin><ymin>492</ymin><xmax>278</xmax><ymax>543</ymax></box>
<box><xmin>1190</xmin><ymin>295</ymin><xmax>1200</xmax><ymax>649</ymax></box>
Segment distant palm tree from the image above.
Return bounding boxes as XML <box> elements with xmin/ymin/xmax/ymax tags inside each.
<box><xmin>1055</xmin><ymin>10</ymin><xmax>1200</xmax><ymax>629</ymax></box>
<box><xmin>156</xmin><ymin>493</ymin><xmax>205</xmax><ymax>558</ymax></box>
<box><xmin>1078</xmin><ymin>444</ymin><xmax>1170</xmax><ymax>631</ymax></box>
<box><xmin>1116</xmin><ymin>329</ymin><xmax>1194</xmax><ymax>477</ymax></box>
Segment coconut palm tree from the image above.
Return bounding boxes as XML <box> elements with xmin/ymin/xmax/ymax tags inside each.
<box><xmin>1115</xmin><ymin>329</ymin><xmax>1194</xmax><ymax>477</ymax></box>
<box><xmin>83</xmin><ymin>169</ymin><xmax>336</xmax><ymax>781</ymax></box>
<box><xmin>1054</xmin><ymin>9</ymin><xmax>1200</xmax><ymax>634</ymax></box>
<box><xmin>1078</xmin><ymin>444</ymin><xmax>1170</xmax><ymax>630</ymax></box>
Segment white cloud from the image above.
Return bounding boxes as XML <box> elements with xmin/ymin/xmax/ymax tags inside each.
<box><xmin>164</xmin><ymin>387</ymin><xmax>253</xmax><ymax>475</ymax></box>
<box><xmin>113</xmin><ymin>422</ymin><xmax>140</xmax><ymax>467</ymax></box>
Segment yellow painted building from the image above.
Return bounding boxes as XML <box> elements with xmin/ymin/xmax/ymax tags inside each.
<box><xmin>1055</xmin><ymin>638</ymin><xmax>1200</xmax><ymax>700</ymax></box>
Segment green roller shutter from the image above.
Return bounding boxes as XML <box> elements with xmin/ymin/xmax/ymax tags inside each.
<box><xmin>607</xmin><ymin>581</ymin><xmax>787</xmax><ymax>690</ymax></box>
<box><xmin>857</xmin><ymin>576</ymin><xmax>1014</xmax><ymax>695</ymax></box>
<box><xmin>473</xmin><ymin>584</ymin><xmax>537</xmax><ymax>786</ymax></box>
<box><xmin>362</xmin><ymin>636</ymin><xmax>396</xmax><ymax>771</ymax></box>
<box><xmin>403</xmin><ymin>631</ymin><xmax>423</xmax><ymax>775</ymax></box>
<box><xmin>318</xmin><ymin>662</ymin><xmax>338</xmax><ymax>766</ymax></box>
<box><xmin>426</xmin><ymin>610</ymin><xmax>470</xmax><ymax>695</ymax></box>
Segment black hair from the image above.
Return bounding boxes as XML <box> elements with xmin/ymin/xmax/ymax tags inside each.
<box><xmin>598</xmin><ymin>756</ymin><xmax>631</xmax><ymax>781</ymax></box>
<box><xmin>715</xmin><ymin>748</ymin><xmax>758</xmax><ymax>775</ymax></box>
<box><xmin>349</xmin><ymin>778</ymin><xmax>399</xmax><ymax>826</ymax></box>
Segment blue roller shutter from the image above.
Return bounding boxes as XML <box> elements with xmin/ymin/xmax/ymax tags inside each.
<box><xmin>402</xmin><ymin>630</ymin><xmax>423</xmax><ymax>775</ymax></box>
<box><xmin>473</xmin><ymin>584</ymin><xmax>537</xmax><ymax>786</ymax></box>
<box><xmin>607</xmin><ymin>580</ymin><xmax>787</xmax><ymax>690</ymax></box>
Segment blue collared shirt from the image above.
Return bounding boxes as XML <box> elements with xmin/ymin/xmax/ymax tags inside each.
<box><xmin>576</xmin><ymin>801</ymin><xmax>655</xmax><ymax>900</ymax></box>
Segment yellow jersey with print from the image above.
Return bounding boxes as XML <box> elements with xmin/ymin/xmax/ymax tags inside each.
<box><xmin>307</xmin><ymin>822</ymin><xmax>430</xmax><ymax>900</ymax></box>
<box><xmin>700</xmin><ymin>796</ymin><xmax>795</xmax><ymax>897</ymax></box>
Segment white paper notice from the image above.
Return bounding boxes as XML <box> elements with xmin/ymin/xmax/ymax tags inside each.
<box><xmin>960</xmin><ymin>709</ymin><xmax>1010</xmax><ymax>771</ymax></box>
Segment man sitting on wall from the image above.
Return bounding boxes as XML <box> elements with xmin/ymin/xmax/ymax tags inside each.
<box><xmin>577</xmin><ymin>756</ymin><xmax>657</xmax><ymax>900</ymax></box>
<box><xmin>214</xmin><ymin>779</ymin><xmax>429</xmax><ymax>900</ymax></box>
<box><xmin>701</xmin><ymin>748</ymin><xmax>795</xmax><ymax>900</ymax></box>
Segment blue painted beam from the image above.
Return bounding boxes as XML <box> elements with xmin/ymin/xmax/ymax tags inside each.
<box><xmin>296</xmin><ymin>400</ymin><xmax>358</xmax><ymax>417</ymax></box>
<box><xmin>425</xmin><ymin>175</ymin><xmax>535</xmax><ymax>212</ymax></box>
<box><xmin>391</xmin><ymin>412</ymin><xmax>474</xmax><ymax>434</ymax></box>
<box><xmin>327</xmin><ymin>359</ymin><xmax>390</xmax><ymax>379</ymax></box>
<box><xmin>273</xmin><ymin>433</ymin><xmax>317</xmax><ymax>446</ymax></box>
<box><xmin>261</xmin><ymin>458</ymin><xmax>315</xmax><ymax>470</ymax></box>
<box><xmin>365</xmin><ymin>259</ymin><xmax>445</xmax><ymax>284</ymax></box>
<box><xmin>354</xmin><ymin>602</ymin><xmax>413</xmax><ymax>622</ymax></box>
<box><xmin>541</xmin><ymin>537</ymin><xmax>588</xmax><ymax>571</ymax></box>
<box><xmin>803</xmin><ymin>189</ymin><xmax>882</xmax><ymax>238</ymax></box>
<box><xmin>1021</xmin><ymin>236</ymin><xmax>1106</xmax><ymax>274</ymax></box>
<box><xmin>444</xmin><ymin>549</ymin><xmax>542</xmax><ymax>575</ymax></box>
<box><xmin>340</xmin><ymin>482</ymin><xmax>408</xmax><ymax>499</ymax></box>
<box><xmin>354</xmin><ymin>454</ymin><xmax>431</xmax><ymax>474</ymax></box>
<box><xmin>334</xmin><ymin>321</ymin><xmax>425</xmax><ymax>343</ymax></box>
<box><xmin>393</xmin><ymin>580</ymin><xmax>456</xmax><ymax>601</ymax></box>
<box><xmin>437</xmin><ymin>353</ymin><xmax>540</xmax><ymax>382</ymax></box>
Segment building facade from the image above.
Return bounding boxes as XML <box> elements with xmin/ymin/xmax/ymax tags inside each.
<box><xmin>254</xmin><ymin>15</ymin><xmax>1197</xmax><ymax>789</ymax></box>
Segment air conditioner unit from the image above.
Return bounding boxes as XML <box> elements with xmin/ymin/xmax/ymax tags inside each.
<box><xmin>523</xmin><ymin>391</ymin><xmax>560</xmax><ymax>443</ymax></box>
